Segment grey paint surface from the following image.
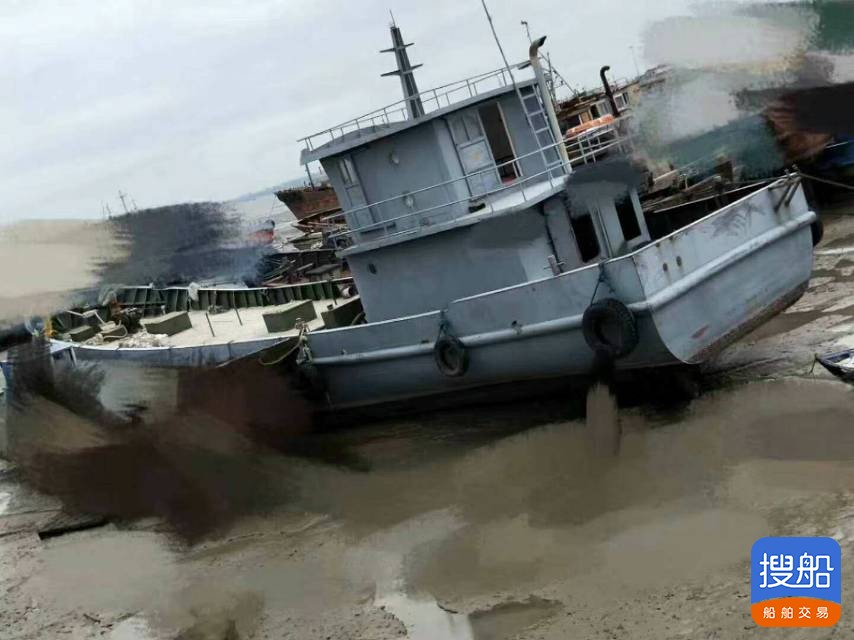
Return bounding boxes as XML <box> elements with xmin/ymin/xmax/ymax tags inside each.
<box><xmin>349</xmin><ymin>212</ymin><xmax>550</xmax><ymax>322</ymax></box>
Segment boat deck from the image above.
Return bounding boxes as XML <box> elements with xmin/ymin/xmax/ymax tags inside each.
<box><xmin>67</xmin><ymin>300</ymin><xmax>340</xmax><ymax>352</ymax></box>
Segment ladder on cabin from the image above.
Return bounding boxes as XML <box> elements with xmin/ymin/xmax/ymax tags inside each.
<box><xmin>518</xmin><ymin>84</ymin><xmax>563</xmax><ymax>176</ymax></box>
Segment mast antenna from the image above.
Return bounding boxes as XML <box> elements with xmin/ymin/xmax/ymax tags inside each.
<box><xmin>118</xmin><ymin>190</ymin><xmax>130</xmax><ymax>214</ymax></box>
<box><xmin>380</xmin><ymin>19</ymin><xmax>424</xmax><ymax>119</ymax></box>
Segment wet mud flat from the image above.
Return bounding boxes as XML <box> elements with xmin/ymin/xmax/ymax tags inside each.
<box><xmin>3</xmin><ymin>214</ymin><xmax>854</xmax><ymax>639</ymax></box>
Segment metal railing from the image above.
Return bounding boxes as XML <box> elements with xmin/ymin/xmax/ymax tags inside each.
<box><xmin>326</xmin><ymin>125</ymin><xmax>633</xmax><ymax>249</ymax></box>
<box><xmin>565</xmin><ymin>118</ymin><xmax>631</xmax><ymax>165</ymax></box>
<box><xmin>298</xmin><ymin>65</ymin><xmax>535</xmax><ymax>152</ymax></box>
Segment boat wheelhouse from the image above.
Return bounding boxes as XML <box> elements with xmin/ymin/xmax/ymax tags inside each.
<box><xmin>299</xmin><ymin>32</ymin><xmax>644</xmax><ymax>324</ymax></box>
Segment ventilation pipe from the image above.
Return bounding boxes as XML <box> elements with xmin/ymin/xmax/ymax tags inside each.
<box><xmin>529</xmin><ymin>36</ymin><xmax>570</xmax><ymax>167</ymax></box>
<box><xmin>599</xmin><ymin>65</ymin><xmax>620</xmax><ymax>116</ymax></box>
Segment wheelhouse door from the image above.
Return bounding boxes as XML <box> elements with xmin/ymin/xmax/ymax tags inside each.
<box><xmin>447</xmin><ymin>110</ymin><xmax>501</xmax><ymax>198</ymax></box>
<box><xmin>337</xmin><ymin>155</ymin><xmax>374</xmax><ymax>230</ymax></box>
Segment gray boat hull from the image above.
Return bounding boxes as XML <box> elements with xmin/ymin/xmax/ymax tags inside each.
<box><xmin>308</xmin><ymin>180</ymin><xmax>816</xmax><ymax>409</ymax></box>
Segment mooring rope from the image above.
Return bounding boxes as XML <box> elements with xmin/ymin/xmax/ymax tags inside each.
<box><xmin>797</xmin><ymin>170</ymin><xmax>854</xmax><ymax>193</ymax></box>
<box><xmin>258</xmin><ymin>319</ymin><xmax>308</xmax><ymax>366</ymax></box>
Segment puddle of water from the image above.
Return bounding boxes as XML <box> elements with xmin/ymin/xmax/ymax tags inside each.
<box><xmin>468</xmin><ymin>597</ymin><xmax>561</xmax><ymax>640</ymax></box>
<box><xmin>376</xmin><ymin>592</ymin><xmax>474</xmax><ymax>640</ymax></box>
<box><xmin>375</xmin><ymin>592</ymin><xmax>560</xmax><ymax>640</ymax></box>
<box><xmin>107</xmin><ymin>615</ymin><xmax>159</xmax><ymax>640</ymax></box>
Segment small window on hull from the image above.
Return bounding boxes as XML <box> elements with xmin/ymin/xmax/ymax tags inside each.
<box><xmin>616</xmin><ymin>195</ymin><xmax>641</xmax><ymax>241</ymax></box>
<box><xmin>571</xmin><ymin>213</ymin><xmax>600</xmax><ymax>262</ymax></box>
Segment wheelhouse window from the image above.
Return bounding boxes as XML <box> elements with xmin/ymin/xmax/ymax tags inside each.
<box><xmin>339</xmin><ymin>156</ymin><xmax>358</xmax><ymax>186</ymax></box>
<box><xmin>615</xmin><ymin>195</ymin><xmax>641</xmax><ymax>241</ymax></box>
<box><xmin>477</xmin><ymin>102</ymin><xmax>519</xmax><ymax>183</ymax></box>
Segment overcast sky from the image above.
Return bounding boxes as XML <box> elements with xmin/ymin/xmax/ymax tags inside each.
<box><xmin>3</xmin><ymin>0</ymin><xmax>707</xmax><ymax>222</ymax></box>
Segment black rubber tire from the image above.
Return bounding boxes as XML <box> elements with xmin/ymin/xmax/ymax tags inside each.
<box><xmin>296</xmin><ymin>362</ymin><xmax>326</xmax><ymax>398</ymax></box>
<box><xmin>582</xmin><ymin>298</ymin><xmax>639</xmax><ymax>360</ymax></box>
<box><xmin>811</xmin><ymin>218</ymin><xmax>824</xmax><ymax>247</ymax></box>
<box><xmin>434</xmin><ymin>335</ymin><xmax>469</xmax><ymax>377</ymax></box>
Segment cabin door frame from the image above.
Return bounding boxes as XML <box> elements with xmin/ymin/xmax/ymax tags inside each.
<box><xmin>447</xmin><ymin>110</ymin><xmax>502</xmax><ymax>198</ymax></box>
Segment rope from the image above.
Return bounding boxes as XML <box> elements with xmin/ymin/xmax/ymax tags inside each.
<box><xmin>797</xmin><ymin>171</ymin><xmax>854</xmax><ymax>193</ymax></box>
<box><xmin>808</xmin><ymin>353</ymin><xmax>819</xmax><ymax>376</ymax></box>
<box><xmin>588</xmin><ymin>263</ymin><xmax>608</xmax><ymax>307</ymax></box>
<box><xmin>436</xmin><ymin>309</ymin><xmax>449</xmax><ymax>341</ymax></box>
<box><xmin>258</xmin><ymin>320</ymin><xmax>307</xmax><ymax>366</ymax></box>
<box><xmin>102</xmin><ymin>325</ymin><xmax>129</xmax><ymax>342</ymax></box>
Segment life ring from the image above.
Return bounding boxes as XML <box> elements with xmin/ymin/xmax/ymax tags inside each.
<box><xmin>811</xmin><ymin>218</ymin><xmax>824</xmax><ymax>247</ymax></box>
<box><xmin>434</xmin><ymin>335</ymin><xmax>469</xmax><ymax>377</ymax></box>
<box><xmin>582</xmin><ymin>298</ymin><xmax>639</xmax><ymax>359</ymax></box>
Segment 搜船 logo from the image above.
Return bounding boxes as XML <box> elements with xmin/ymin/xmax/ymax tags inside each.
<box><xmin>751</xmin><ymin>536</ymin><xmax>841</xmax><ymax>627</ymax></box>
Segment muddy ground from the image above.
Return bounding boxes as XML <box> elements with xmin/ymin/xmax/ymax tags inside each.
<box><xmin>3</xmin><ymin>209</ymin><xmax>854</xmax><ymax>639</ymax></box>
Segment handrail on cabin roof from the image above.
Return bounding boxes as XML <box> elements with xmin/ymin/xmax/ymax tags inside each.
<box><xmin>297</xmin><ymin>65</ymin><xmax>536</xmax><ymax>152</ymax></box>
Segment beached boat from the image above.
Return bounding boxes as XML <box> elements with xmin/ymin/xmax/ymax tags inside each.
<box><xmin>47</xmin><ymin>281</ymin><xmax>359</xmax><ymax>367</ymax></box>
<box><xmin>275</xmin><ymin>183</ymin><xmax>341</xmax><ymax>223</ymax></box>
<box><xmin>289</xmin><ymin>27</ymin><xmax>819</xmax><ymax>410</ymax></box>
<box><xmin>816</xmin><ymin>349</ymin><xmax>854</xmax><ymax>382</ymax></box>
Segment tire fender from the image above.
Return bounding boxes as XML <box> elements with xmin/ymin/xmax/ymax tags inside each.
<box><xmin>434</xmin><ymin>335</ymin><xmax>469</xmax><ymax>377</ymax></box>
<box><xmin>582</xmin><ymin>298</ymin><xmax>639</xmax><ymax>359</ymax></box>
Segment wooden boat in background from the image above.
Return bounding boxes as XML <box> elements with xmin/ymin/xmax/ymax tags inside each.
<box><xmin>274</xmin><ymin>184</ymin><xmax>341</xmax><ymax>223</ymax></box>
